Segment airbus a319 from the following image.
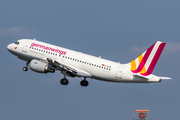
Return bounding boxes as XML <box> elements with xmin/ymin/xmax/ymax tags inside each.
<box><xmin>7</xmin><ymin>39</ymin><xmax>171</xmax><ymax>87</ymax></box>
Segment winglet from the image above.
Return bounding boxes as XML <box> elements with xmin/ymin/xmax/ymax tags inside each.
<box><xmin>130</xmin><ymin>41</ymin><xmax>166</xmax><ymax>76</ymax></box>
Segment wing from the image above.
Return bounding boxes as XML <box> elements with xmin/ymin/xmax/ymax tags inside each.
<box><xmin>47</xmin><ymin>58</ymin><xmax>92</xmax><ymax>77</ymax></box>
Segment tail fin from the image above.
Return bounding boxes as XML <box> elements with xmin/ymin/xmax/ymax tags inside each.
<box><xmin>130</xmin><ymin>41</ymin><xmax>166</xmax><ymax>76</ymax></box>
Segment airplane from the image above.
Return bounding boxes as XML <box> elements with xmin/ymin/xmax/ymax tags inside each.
<box><xmin>7</xmin><ymin>39</ymin><xmax>171</xmax><ymax>87</ymax></box>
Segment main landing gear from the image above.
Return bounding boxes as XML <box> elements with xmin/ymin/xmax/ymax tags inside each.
<box><xmin>23</xmin><ymin>61</ymin><xmax>30</xmax><ymax>71</ymax></box>
<box><xmin>60</xmin><ymin>72</ymin><xmax>89</xmax><ymax>87</ymax></box>
<box><xmin>60</xmin><ymin>77</ymin><xmax>89</xmax><ymax>87</ymax></box>
<box><xmin>60</xmin><ymin>78</ymin><xmax>69</xmax><ymax>85</ymax></box>
<box><xmin>60</xmin><ymin>71</ymin><xmax>69</xmax><ymax>85</ymax></box>
<box><xmin>80</xmin><ymin>78</ymin><xmax>89</xmax><ymax>87</ymax></box>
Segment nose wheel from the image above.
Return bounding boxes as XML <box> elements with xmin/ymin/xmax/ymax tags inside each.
<box><xmin>23</xmin><ymin>67</ymin><xmax>28</xmax><ymax>71</ymax></box>
<box><xmin>80</xmin><ymin>78</ymin><xmax>89</xmax><ymax>87</ymax></box>
<box><xmin>23</xmin><ymin>61</ymin><xmax>30</xmax><ymax>71</ymax></box>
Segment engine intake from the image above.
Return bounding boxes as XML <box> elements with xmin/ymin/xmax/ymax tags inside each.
<box><xmin>29</xmin><ymin>59</ymin><xmax>55</xmax><ymax>73</ymax></box>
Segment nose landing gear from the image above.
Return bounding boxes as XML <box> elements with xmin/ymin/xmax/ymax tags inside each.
<box><xmin>23</xmin><ymin>61</ymin><xmax>30</xmax><ymax>71</ymax></box>
<box><xmin>23</xmin><ymin>67</ymin><xmax>28</xmax><ymax>71</ymax></box>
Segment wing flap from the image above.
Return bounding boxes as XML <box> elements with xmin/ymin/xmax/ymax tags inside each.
<box><xmin>54</xmin><ymin>60</ymin><xmax>77</xmax><ymax>73</ymax></box>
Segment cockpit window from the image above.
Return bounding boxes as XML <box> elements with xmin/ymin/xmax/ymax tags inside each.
<box><xmin>15</xmin><ymin>41</ymin><xmax>19</xmax><ymax>45</ymax></box>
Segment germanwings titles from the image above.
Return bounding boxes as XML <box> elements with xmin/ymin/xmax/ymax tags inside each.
<box><xmin>7</xmin><ymin>39</ymin><xmax>171</xmax><ymax>87</ymax></box>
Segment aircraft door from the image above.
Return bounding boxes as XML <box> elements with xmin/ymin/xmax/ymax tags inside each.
<box><xmin>22</xmin><ymin>41</ymin><xmax>30</xmax><ymax>53</ymax></box>
<box><xmin>116</xmin><ymin>66</ymin><xmax>123</xmax><ymax>79</ymax></box>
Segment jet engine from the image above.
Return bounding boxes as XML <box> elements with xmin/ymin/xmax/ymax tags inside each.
<box><xmin>29</xmin><ymin>59</ymin><xmax>55</xmax><ymax>73</ymax></box>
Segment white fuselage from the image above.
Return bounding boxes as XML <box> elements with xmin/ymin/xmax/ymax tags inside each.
<box><xmin>7</xmin><ymin>39</ymin><xmax>161</xmax><ymax>83</ymax></box>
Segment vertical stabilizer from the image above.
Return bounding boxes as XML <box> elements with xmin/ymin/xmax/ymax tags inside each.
<box><xmin>130</xmin><ymin>41</ymin><xmax>166</xmax><ymax>76</ymax></box>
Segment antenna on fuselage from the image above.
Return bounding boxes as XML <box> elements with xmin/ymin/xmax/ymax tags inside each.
<box><xmin>33</xmin><ymin>38</ymin><xmax>36</xmax><ymax>40</ymax></box>
<box><xmin>99</xmin><ymin>56</ymin><xmax>101</xmax><ymax>58</ymax></box>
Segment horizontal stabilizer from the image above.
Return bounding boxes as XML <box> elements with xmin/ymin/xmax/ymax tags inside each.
<box><xmin>158</xmin><ymin>76</ymin><xmax>172</xmax><ymax>80</ymax></box>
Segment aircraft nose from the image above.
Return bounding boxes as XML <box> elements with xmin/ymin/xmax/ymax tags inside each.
<box><xmin>7</xmin><ymin>44</ymin><xmax>13</xmax><ymax>51</ymax></box>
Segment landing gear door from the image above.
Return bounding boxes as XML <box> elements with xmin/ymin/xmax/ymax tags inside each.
<box><xmin>116</xmin><ymin>66</ymin><xmax>123</xmax><ymax>79</ymax></box>
<box><xmin>22</xmin><ymin>41</ymin><xmax>30</xmax><ymax>53</ymax></box>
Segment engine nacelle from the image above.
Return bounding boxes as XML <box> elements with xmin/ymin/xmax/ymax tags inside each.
<box><xmin>29</xmin><ymin>59</ymin><xmax>55</xmax><ymax>73</ymax></box>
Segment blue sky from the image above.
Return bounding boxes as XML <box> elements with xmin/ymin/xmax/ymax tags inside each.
<box><xmin>1</xmin><ymin>0</ymin><xmax>180</xmax><ymax>120</ymax></box>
